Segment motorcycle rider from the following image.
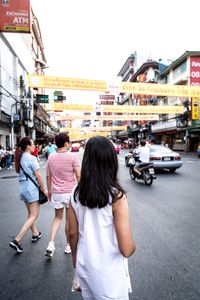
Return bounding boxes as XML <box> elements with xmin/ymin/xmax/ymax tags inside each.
<box><xmin>133</xmin><ymin>140</ymin><xmax>150</xmax><ymax>177</ymax></box>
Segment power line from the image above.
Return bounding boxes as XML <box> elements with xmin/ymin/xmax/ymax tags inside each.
<box><xmin>0</xmin><ymin>84</ymin><xmax>18</xmax><ymax>102</ymax></box>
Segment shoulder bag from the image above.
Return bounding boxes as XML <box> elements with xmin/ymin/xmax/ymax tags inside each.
<box><xmin>20</xmin><ymin>164</ymin><xmax>48</xmax><ymax>204</ymax></box>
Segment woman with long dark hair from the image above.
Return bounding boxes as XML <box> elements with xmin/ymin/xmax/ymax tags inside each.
<box><xmin>9</xmin><ymin>137</ymin><xmax>47</xmax><ymax>253</ymax></box>
<box><xmin>68</xmin><ymin>136</ymin><xmax>135</xmax><ymax>299</ymax></box>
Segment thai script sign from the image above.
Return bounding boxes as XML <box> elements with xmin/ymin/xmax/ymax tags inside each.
<box><xmin>60</xmin><ymin>126</ymin><xmax>127</xmax><ymax>133</ymax></box>
<box><xmin>45</xmin><ymin>103</ymin><xmax>183</xmax><ymax>114</ymax></box>
<box><xmin>53</xmin><ymin>114</ymin><xmax>159</xmax><ymax>121</ymax></box>
<box><xmin>28</xmin><ymin>75</ymin><xmax>200</xmax><ymax>97</ymax></box>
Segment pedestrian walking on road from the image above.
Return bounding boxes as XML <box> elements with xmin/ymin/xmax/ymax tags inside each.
<box><xmin>68</xmin><ymin>136</ymin><xmax>136</xmax><ymax>299</ymax></box>
<box><xmin>5</xmin><ymin>146</ymin><xmax>13</xmax><ymax>169</ymax></box>
<box><xmin>45</xmin><ymin>133</ymin><xmax>80</xmax><ymax>258</ymax></box>
<box><xmin>0</xmin><ymin>145</ymin><xmax>5</xmax><ymax>169</ymax></box>
<box><xmin>46</xmin><ymin>141</ymin><xmax>57</xmax><ymax>159</ymax></box>
<box><xmin>9</xmin><ymin>137</ymin><xmax>47</xmax><ymax>253</ymax></box>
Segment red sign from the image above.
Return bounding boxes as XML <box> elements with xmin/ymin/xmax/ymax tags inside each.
<box><xmin>190</xmin><ymin>57</ymin><xmax>200</xmax><ymax>86</ymax></box>
<box><xmin>99</xmin><ymin>94</ymin><xmax>115</xmax><ymax>100</ymax></box>
<box><xmin>0</xmin><ymin>0</ymin><xmax>31</xmax><ymax>33</ymax></box>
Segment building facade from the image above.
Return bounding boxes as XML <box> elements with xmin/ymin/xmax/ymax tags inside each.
<box><xmin>0</xmin><ymin>7</ymin><xmax>56</xmax><ymax>149</ymax></box>
<box><xmin>155</xmin><ymin>51</ymin><xmax>200</xmax><ymax>151</ymax></box>
<box><xmin>116</xmin><ymin>51</ymin><xmax>200</xmax><ymax>151</ymax></box>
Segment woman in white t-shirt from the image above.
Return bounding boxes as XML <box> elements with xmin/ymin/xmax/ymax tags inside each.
<box><xmin>68</xmin><ymin>136</ymin><xmax>136</xmax><ymax>299</ymax></box>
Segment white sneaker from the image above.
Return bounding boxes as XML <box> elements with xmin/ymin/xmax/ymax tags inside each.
<box><xmin>45</xmin><ymin>241</ymin><xmax>55</xmax><ymax>258</ymax></box>
<box><xmin>64</xmin><ymin>244</ymin><xmax>71</xmax><ymax>254</ymax></box>
<box><xmin>71</xmin><ymin>272</ymin><xmax>81</xmax><ymax>292</ymax></box>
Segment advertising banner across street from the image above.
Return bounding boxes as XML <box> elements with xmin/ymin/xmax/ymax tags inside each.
<box><xmin>28</xmin><ymin>74</ymin><xmax>200</xmax><ymax>97</ymax></box>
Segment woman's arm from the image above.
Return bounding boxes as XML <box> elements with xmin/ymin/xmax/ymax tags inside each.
<box><xmin>46</xmin><ymin>173</ymin><xmax>52</xmax><ymax>200</ymax></box>
<box><xmin>68</xmin><ymin>202</ymin><xmax>79</xmax><ymax>268</ymax></box>
<box><xmin>74</xmin><ymin>167</ymin><xmax>81</xmax><ymax>183</ymax></box>
<box><xmin>34</xmin><ymin>169</ymin><xmax>47</xmax><ymax>193</ymax></box>
<box><xmin>112</xmin><ymin>194</ymin><xmax>136</xmax><ymax>257</ymax></box>
<box><xmin>46</xmin><ymin>163</ymin><xmax>52</xmax><ymax>200</ymax></box>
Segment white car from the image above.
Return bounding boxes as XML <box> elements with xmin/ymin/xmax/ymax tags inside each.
<box><xmin>125</xmin><ymin>145</ymin><xmax>182</xmax><ymax>172</ymax></box>
<box><xmin>149</xmin><ymin>145</ymin><xmax>182</xmax><ymax>172</ymax></box>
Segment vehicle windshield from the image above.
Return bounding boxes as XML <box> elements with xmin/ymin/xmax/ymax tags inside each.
<box><xmin>150</xmin><ymin>146</ymin><xmax>173</xmax><ymax>153</ymax></box>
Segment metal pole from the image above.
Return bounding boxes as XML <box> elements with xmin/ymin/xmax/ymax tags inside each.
<box><xmin>10</xmin><ymin>104</ymin><xmax>15</xmax><ymax>150</ymax></box>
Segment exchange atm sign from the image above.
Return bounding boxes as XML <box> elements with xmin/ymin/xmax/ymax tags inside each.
<box><xmin>0</xmin><ymin>0</ymin><xmax>31</xmax><ymax>33</ymax></box>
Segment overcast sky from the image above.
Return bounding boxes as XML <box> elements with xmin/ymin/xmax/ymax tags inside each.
<box><xmin>31</xmin><ymin>0</ymin><xmax>200</xmax><ymax>103</ymax></box>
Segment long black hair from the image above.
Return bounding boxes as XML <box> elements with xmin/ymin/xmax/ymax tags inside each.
<box><xmin>15</xmin><ymin>136</ymin><xmax>32</xmax><ymax>173</ymax></box>
<box><xmin>74</xmin><ymin>136</ymin><xmax>126</xmax><ymax>208</ymax></box>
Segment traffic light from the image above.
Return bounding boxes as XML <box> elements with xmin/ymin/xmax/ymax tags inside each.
<box><xmin>54</xmin><ymin>95</ymin><xmax>66</xmax><ymax>101</ymax></box>
<box><xmin>36</xmin><ymin>94</ymin><xmax>49</xmax><ymax>103</ymax></box>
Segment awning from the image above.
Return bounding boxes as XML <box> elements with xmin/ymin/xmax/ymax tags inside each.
<box><xmin>189</xmin><ymin>126</ymin><xmax>200</xmax><ymax>133</ymax></box>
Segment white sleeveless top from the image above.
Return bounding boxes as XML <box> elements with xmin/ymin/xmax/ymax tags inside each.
<box><xmin>71</xmin><ymin>186</ymin><xmax>132</xmax><ymax>299</ymax></box>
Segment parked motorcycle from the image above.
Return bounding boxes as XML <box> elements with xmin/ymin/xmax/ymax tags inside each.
<box><xmin>129</xmin><ymin>156</ymin><xmax>156</xmax><ymax>186</ymax></box>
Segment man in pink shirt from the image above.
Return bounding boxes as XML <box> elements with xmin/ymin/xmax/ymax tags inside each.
<box><xmin>45</xmin><ymin>133</ymin><xmax>80</xmax><ymax>258</ymax></box>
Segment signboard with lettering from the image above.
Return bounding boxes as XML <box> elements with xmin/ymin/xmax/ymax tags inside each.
<box><xmin>53</xmin><ymin>114</ymin><xmax>159</xmax><ymax>121</ymax></box>
<box><xmin>45</xmin><ymin>103</ymin><xmax>183</xmax><ymax>114</ymax></box>
<box><xmin>0</xmin><ymin>0</ymin><xmax>31</xmax><ymax>33</ymax></box>
<box><xmin>28</xmin><ymin>74</ymin><xmax>200</xmax><ymax>97</ymax></box>
<box><xmin>190</xmin><ymin>57</ymin><xmax>200</xmax><ymax>87</ymax></box>
<box><xmin>191</xmin><ymin>97</ymin><xmax>199</xmax><ymax>120</ymax></box>
<box><xmin>99</xmin><ymin>94</ymin><xmax>115</xmax><ymax>100</ymax></box>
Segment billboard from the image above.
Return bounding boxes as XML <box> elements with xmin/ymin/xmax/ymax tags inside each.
<box><xmin>190</xmin><ymin>57</ymin><xmax>200</xmax><ymax>87</ymax></box>
<box><xmin>0</xmin><ymin>0</ymin><xmax>31</xmax><ymax>33</ymax></box>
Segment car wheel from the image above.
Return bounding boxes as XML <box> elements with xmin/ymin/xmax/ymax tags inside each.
<box><xmin>169</xmin><ymin>168</ymin><xmax>176</xmax><ymax>173</ymax></box>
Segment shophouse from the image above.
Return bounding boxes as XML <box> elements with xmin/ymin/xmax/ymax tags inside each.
<box><xmin>116</xmin><ymin>51</ymin><xmax>200</xmax><ymax>152</ymax></box>
<box><xmin>115</xmin><ymin>52</ymin><xmax>136</xmax><ymax>143</ymax></box>
<box><xmin>154</xmin><ymin>51</ymin><xmax>200</xmax><ymax>151</ymax></box>
<box><xmin>116</xmin><ymin>52</ymin><xmax>167</xmax><ymax>146</ymax></box>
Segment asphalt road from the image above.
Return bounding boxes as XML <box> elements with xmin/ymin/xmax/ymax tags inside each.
<box><xmin>0</xmin><ymin>150</ymin><xmax>200</xmax><ymax>300</ymax></box>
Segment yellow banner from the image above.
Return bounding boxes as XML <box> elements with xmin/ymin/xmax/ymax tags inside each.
<box><xmin>28</xmin><ymin>75</ymin><xmax>107</xmax><ymax>91</ymax></box>
<box><xmin>120</xmin><ymin>82</ymin><xmax>200</xmax><ymax>97</ymax></box>
<box><xmin>60</xmin><ymin>126</ymin><xmax>127</xmax><ymax>133</ymax></box>
<box><xmin>96</xmin><ymin>114</ymin><xmax>159</xmax><ymax>121</ymax></box>
<box><xmin>54</xmin><ymin>114</ymin><xmax>159</xmax><ymax>121</ymax></box>
<box><xmin>28</xmin><ymin>75</ymin><xmax>200</xmax><ymax>97</ymax></box>
<box><xmin>54</xmin><ymin>115</ymin><xmax>92</xmax><ymax>121</ymax></box>
<box><xmin>101</xmin><ymin>105</ymin><xmax>184</xmax><ymax>114</ymax></box>
<box><xmin>45</xmin><ymin>103</ymin><xmax>93</xmax><ymax>111</ymax></box>
<box><xmin>69</xmin><ymin>132</ymin><xmax>109</xmax><ymax>141</ymax></box>
<box><xmin>46</xmin><ymin>103</ymin><xmax>183</xmax><ymax>114</ymax></box>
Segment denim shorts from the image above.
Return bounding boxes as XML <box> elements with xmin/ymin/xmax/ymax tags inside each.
<box><xmin>19</xmin><ymin>181</ymin><xmax>39</xmax><ymax>203</ymax></box>
<box><xmin>50</xmin><ymin>193</ymin><xmax>71</xmax><ymax>209</ymax></box>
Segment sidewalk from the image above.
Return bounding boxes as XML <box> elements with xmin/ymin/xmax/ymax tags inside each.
<box><xmin>180</xmin><ymin>151</ymin><xmax>199</xmax><ymax>158</ymax></box>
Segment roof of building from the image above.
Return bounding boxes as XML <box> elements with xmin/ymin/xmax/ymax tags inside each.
<box><xmin>159</xmin><ymin>50</ymin><xmax>200</xmax><ymax>78</ymax></box>
<box><xmin>117</xmin><ymin>53</ymin><xmax>136</xmax><ymax>76</ymax></box>
<box><xmin>130</xmin><ymin>60</ymin><xmax>167</xmax><ymax>82</ymax></box>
